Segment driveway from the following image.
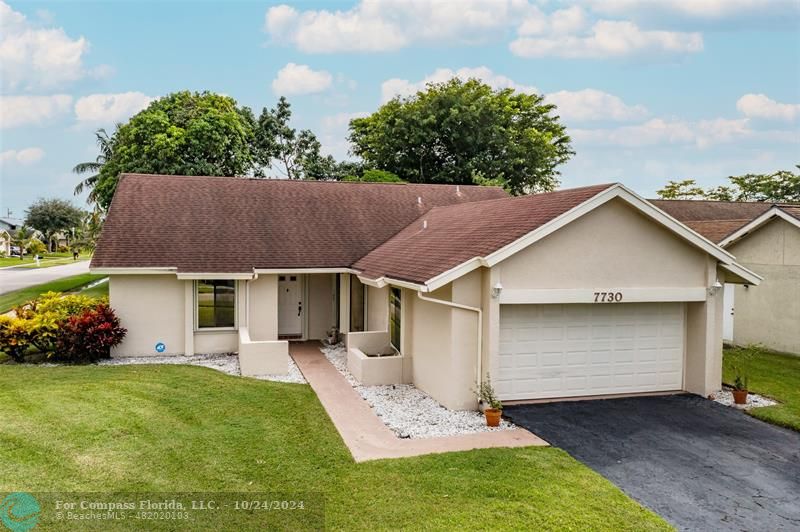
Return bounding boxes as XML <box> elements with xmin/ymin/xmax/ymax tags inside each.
<box><xmin>0</xmin><ymin>260</ymin><xmax>90</xmax><ymax>294</ymax></box>
<box><xmin>505</xmin><ymin>394</ymin><xmax>800</xmax><ymax>531</ymax></box>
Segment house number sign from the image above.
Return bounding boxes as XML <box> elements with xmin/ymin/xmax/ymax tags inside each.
<box><xmin>593</xmin><ymin>291</ymin><xmax>623</xmax><ymax>303</ymax></box>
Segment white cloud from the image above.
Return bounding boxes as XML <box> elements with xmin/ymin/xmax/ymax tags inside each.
<box><xmin>0</xmin><ymin>94</ymin><xmax>72</xmax><ymax>128</ymax></box>
<box><xmin>545</xmin><ymin>89</ymin><xmax>648</xmax><ymax>122</ymax></box>
<box><xmin>736</xmin><ymin>93</ymin><xmax>800</xmax><ymax>122</ymax></box>
<box><xmin>0</xmin><ymin>147</ymin><xmax>44</xmax><ymax>165</ymax></box>
<box><xmin>319</xmin><ymin>111</ymin><xmax>369</xmax><ymax>159</ymax></box>
<box><xmin>518</xmin><ymin>6</ymin><xmax>589</xmax><ymax>36</ymax></box>
<box><xmin>381</xmin><ymin>66</ymin><xmax>538</xmax><ymax>103</ymax></box>
<box><xmin>264</xmin><ymin>0</ymin><xmax>531</xmax><ymax>53</ymax></box>
<box><xmin>510</xmin><ymin>20</ymin><xmax>703</xmax><ymax>58</ymax></box>
<box><xmin>272</xmin><ymin>63</ymin><xmax>333</xmax><ymax>96</ymax></box>
<box><xmin>571</xmin><ymin>117</ymin><xmax>798</xmax><ymax>148</ymax></box>
<box><xmin>74</xmin><ymin>92</ymin><xmax>154</xmax><ymax>124</ymax></box>
<box><xmin>585</xmin><ymin>0</ymin><xmax>798</xmax><ymax>20</ymax></box>
<box><xmin>0</xmin><ymin>1</ymin><xmax>102</xmax><ymax>90</ymax></box>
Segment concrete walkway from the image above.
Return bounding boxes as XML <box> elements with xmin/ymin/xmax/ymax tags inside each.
<box><xmin>0</xmin><ymin>260</ymin><xmax>91</xmax><ymax>294</ymax></box>
<box><xmin>290</xmin><ymin>342</ymin><xmax>546</xmax><ymax>462</ymax></box>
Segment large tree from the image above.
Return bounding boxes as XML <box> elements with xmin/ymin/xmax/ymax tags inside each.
<box><xmin>91</xmin><ymin>91</ymin><xmax>256</xmax><ymax>209</ymax></box>
<box><xmin>348</xmin><ymin>78</ymin><xmax>573</xmax><ymax>194</ymax></box>
<box><xmin>657</xmin><ymin>166</ymin><xmax>800</xmax><ymax>202</ymax></box>
<box><xmin>24</xmin><ymin>198</ymin><xmax>83</xmax><ymax>252</ymax></box>
<box><xmin>253</xmin><ymin>96</ymin><xmax>329</xmax><ymax>180</ymax></box>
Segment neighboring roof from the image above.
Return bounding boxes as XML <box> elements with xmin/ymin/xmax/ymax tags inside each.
<box><xmin>91</xmin><ymin>174</ymin><xmax>508</xmax><ymax>273</ymax></box>
<box><xmin>0</xmin><ymin>218</ymin><xmax>22</xmax><ymax>231</ymax></box>
<box><xmin>353</xmin><ymin>184</ymin><xmax>614</xmax><ymax>285</ymax></box>
<box><xmin>719</xmin><ymin>204</ymin><xmax>800</xmax><ymax>247</ymax></box>
<box><xmin>651</xmin><ymin>199</ymin><xmax>799</xmax><ymax>244</ymax></box>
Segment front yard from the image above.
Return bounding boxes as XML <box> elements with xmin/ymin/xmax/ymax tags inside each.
<box><xmin>0</xmin><ymin>364</ymin><xmax>669</xmax><ymax>531</ymax></box>
<box><xmin>0</xmin><ymin>252</ymin><xmax>91</xmax><ymax>268</ymax></box>
<box><xmin>723</xmin><ymin>346</ymin><xmax>800</xmax><ymax>431</ymax></box>
<box><xmin>0</xmin><ymin>273</ymin><xmax>107</xmax><ymax>312</ymax></box>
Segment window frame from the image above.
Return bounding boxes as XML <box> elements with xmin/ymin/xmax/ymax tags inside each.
<box><xmin>194</xmin><ymin>279</ymin><xmax>238</xmax><ymax>331</ymax></box>
<box><xmin>389</xmin><ymin>287</ymin><xmax>401</xmax><ymax>352</ymax></box>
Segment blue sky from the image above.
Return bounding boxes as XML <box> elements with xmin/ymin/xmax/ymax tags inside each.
<box><xmin>1</xmin><ymin>0</ymin><xmax>799</xmax><ymax>218</ymax></box>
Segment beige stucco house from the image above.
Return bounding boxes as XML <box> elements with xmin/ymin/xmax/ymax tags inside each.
<box><xmin>653</xmin><ymin>200</ymin><xmax>800</xmax><ymax>355</ymax></box>
<box><xmin>91</xmin><ymin>174</ymin><xmax>761</xmax><ymax>410</ymax></box>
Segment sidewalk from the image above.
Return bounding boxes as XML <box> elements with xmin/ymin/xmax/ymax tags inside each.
<box><xmin>290</xmin><ymin>342</ymin><xmax>547</xmax><ymax>462</ymax></box>
<box><xmin>0</xmin><ymin>260</ymin><xmax>91</xmax><ymax>294</ymax></box>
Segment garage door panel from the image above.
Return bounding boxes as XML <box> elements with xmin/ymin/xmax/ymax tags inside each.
<box><xmin>497</xmin><ymin>303</ymin><xmax>685</xmax><ymax>400</ymax></box>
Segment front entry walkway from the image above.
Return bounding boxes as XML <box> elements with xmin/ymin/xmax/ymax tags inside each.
<box><xmin>290</xmin><ymin>342</ymin><xmax>546</xmax><ymax>462</ymax></box>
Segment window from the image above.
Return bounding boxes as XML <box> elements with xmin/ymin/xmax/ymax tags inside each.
<box><xmin>389</xmin><ymin>287</ymin><xmax>401</xmax><ymax>351</ymax></box>
<box><xmin>350</xmin><ymin>277</ymin><xmax>366</xmax><ymax>332</ymax></box>
<box><xmin>197</xmin><ymin>280</ymin><xmax>236</xmax><ymax>329</ymax></box>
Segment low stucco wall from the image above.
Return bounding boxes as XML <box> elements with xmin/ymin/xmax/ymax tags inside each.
<box><xmin>727</xmin><ymin>218</ymin><xmax>800</xmax><ymax>354</ymax></box>
<box><xmin>239</xmin><ymin>327</ymin><xmax>288</xmax><ymax>375</ymax></box>
<box><xmin>110</xmin><ymin>275</ymin><xmax>186</xmax><ymax>356</ymax></box>
<box><xmin>347</xmin><ymin>348</ymin><xmax>404</xmax><ymax>385</ymax></box>
<box><xmin>346</xmin><ymin>330</ymin><xmax>391</xmax><ymax>354</ymax></box>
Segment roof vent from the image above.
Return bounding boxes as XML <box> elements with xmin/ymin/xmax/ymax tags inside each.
<box><xmin>417</xmin><ymin>196</ymin><xmax>422</xmax><ymax>205</ymax></box>
<box><xmin>423</xmin><ymin>220</ymin><xmax>428</xmax><ymax>229</ymax></box>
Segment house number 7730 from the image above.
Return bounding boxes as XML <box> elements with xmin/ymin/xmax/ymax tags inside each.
<box><xmin>594</xmin><ymin>291</ymin><xmax>623</xmax><ymax>303</ymax></box>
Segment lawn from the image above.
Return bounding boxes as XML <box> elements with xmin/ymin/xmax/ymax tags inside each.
<box><xmin>723</xmin><ymin>346</ymin><xmax>800</xmax><ymax>432</ymax></box>
<box><xmin>0</xmin><ymin>365</ymin><xmax>670</xmax><ymax>531</ymax></box>
<box><xmin>0</xmin><ymin>252</ymin><xmax>91</xmax><ymax>268</ymax></box>
<box><xmin>0</xmin><ymin>273</ymin><xmax>106</xmax><ymax>312</ymax></box>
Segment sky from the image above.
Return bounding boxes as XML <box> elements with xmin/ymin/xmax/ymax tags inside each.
<box><xmin>1</xmin><ymin>0</ymin><xmax>799</xmax><ymax>218</ymax></box>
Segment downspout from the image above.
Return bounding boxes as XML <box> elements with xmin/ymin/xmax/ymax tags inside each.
<box><xmin>416</xmin><ymin>291</ymin><xmax>483</xmax><ymax>400</ymax></box>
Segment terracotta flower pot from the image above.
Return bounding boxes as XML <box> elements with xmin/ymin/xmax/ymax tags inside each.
<box><xmin>732</xmin><ymin>389</ymin><xmax>748</xmax><ymax>405</ymax></box>
<box><xmin>484</xmin><ymin>408</ymin><xmax>502</xmax><ymax>427</ymax></box>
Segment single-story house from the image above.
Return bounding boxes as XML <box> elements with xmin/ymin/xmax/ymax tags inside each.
<box><xmin>91</xmin><ymin>174</ymin><xmax>761</xmax><ymax>409</ymax></box>
<box><xmin>652</xmin><ymin>200</ymin><xmax>800</xmax><ymax>354</ymax></box>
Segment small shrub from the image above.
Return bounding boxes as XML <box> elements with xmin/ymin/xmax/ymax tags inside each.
<box><xmin>477</xmin><ymin>374</ymin><xmax>502</xmax><ymax>410</ymax></box>
<box><xmin>0</xmin><ymin>315</ymin><xmax>31</xmax><ymax>362</ymax></box>
<box><xmin>26</xmin><ymin>239</ymin><xmax>46</xmax><ymax>255</ymax></box>
<box><xmin>57</xmin><ymin>244</ymin><xmax>69</xmax><ymax>253</ymax></box>
<box><xmin>53</xmin><ymin>304</ymin><xmax>126</xmax><ymax>363</ymax></box>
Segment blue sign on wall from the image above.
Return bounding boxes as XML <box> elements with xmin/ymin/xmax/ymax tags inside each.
<box><xmin>155</xmin><ymin>342</ymin><xmax>166</xmax><ymax>353</ymax></box>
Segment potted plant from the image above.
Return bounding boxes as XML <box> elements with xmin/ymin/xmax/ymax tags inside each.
<box><xmin>478</xmin><ymin>375</ymin><xmax>503</xmax><ymax>427</ymax></box>
<box><xmin>732</xmin><ymin>371</ymin><xmax>749</xmax><ymax>405</ymax></box>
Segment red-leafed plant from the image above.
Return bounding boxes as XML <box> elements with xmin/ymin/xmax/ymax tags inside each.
<box><xmin>53</xmin><ymin>303</ymin><xmax>127</xmax><ymax>363</ymax></box>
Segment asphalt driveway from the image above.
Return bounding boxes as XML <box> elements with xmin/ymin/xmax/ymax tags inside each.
<box><xmin>0</xmin><ymin>260</ymin><xmax>90</xmax><ymax>294</ymax></box>
<box><xmin>505</xmin><ymin>394</ymin><xmax>800</xmax><ymax>531</ymax></box>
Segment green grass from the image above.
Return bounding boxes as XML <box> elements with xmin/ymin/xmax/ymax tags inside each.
<box><xmin>0</xmin><ymin>252</ymin><xmax>91</xmax><ymax>268</ymax></box>
<box><xmin>0</xmin><ymin>365</ymin><xmax>670</xmax><ymax>531</ymax></box>
<box><xmin>0</xmin><ymin>273</ymin><xmax>106</xmax><ymax>312</ymax></box>
<box><xmin>723</xmin><ymin>346</ymin><xmax>800</xmax><ymax>432</ymax></box>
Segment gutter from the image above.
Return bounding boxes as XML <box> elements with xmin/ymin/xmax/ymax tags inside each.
<box><xmin>416</xmin><ymin>291</ymin><xmax>483</xmax><ymax>399</ymax></box>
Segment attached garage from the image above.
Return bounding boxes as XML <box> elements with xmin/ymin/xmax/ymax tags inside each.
<box><xmin>497</xmin><ymin>303</ymin><xmax>685</xmax><ymax>400</ymax></box>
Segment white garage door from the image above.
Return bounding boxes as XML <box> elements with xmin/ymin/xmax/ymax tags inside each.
<box><xmin>497</xmin><ymin>303</ymin><xmax>685</xmax><ymax>400</ymax></box>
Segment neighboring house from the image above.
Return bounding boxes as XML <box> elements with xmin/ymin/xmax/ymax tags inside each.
<box><xmin>91</xmin><ymin>174</ymin><xmax>760</xmax><ymax>409</ymax></box>
<box><xmin>653</xmin><ymin>200</ymin><xmax>800</xmax><ymax>354</ymax></box>
<box><xmin>0</xmin><ymin>230</ymin><xmax>10</xmax><ymax>256</ymax></box>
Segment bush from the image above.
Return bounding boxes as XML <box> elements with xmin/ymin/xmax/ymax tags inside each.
<box><xmin>57</xmin><ymin>245</ymin><xmax>69</xmax><ymax>253</ymax></box>
<box><xmin>26</xmin><ymin>239</ymin><xmax>46</xmax><ymax>255</ymax></box>
<box><xmin>0</xmin><ymin>292</ymin><xmax>119</xmax><ymax>363</ymax></box>
<box><xmin>53</xmin><ymin>303</ymin><xmax>126</xmax><ymax>363</ymax></box>
<box><xmin>343</xmin><ymin>169</ymin><xmax>405</xmax><ymax>183</ymax></box>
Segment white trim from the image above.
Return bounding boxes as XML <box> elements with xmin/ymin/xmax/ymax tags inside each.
<box><xmin>719</xmin><ymin>262</ymin><xmax>763</xmax><ymax>285</ymax></box>
<box><xmin>719</xmin><ymin>207</ymin><xmax>800</xmax><ymax>248</ymax></box>
<box><xmin>90</xmin><ymin>267</ymin><xmax>177</xmax><ymax>275</ymax></box>
<box><xmin>254</xmin><ymin>268</ymin><xmax>359</xmax><ymax>274</ymax></box>
<box><xmin>356</xmin><ymin>275</ymin><xmax>428</xmax><ymax>291</ymax></box>
<box><xmin>498</xmin><ymin>287</ymin><xmax>708</xmax><ymax>304</ymax></box>
<box><xmin>178</xmin><ymin>272</ymin><xmax>255</xmax><ymax>280</ymax></box>
<box><xmin>424</xmin><ymin>184</ymin><xmax>760</xmax><ymax>291</ymax></box>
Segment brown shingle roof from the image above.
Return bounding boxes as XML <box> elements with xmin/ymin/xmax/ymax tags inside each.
<box><xmin>353</xmin><ymin>184</ymin><xmax>615</xmax><ymax>284</ymax></box>
<box><xmin>650</xmin><ymin>200</ymin><xmax>773</xmax><ymax>243</ymax></box>
<box><xmin>91</xmin><ymin>174</ymin><xmax>508</xmax><ymax>273</ymax></box>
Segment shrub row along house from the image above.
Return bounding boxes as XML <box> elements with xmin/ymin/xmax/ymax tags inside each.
<box><xmin>652</xmin><ymin>200</ymin><xmax>800</xmax><ymax>354</ymax></box>
<box><xmin>91</xmin><ymin>174</ymin><xmax>760</xmax><ymax>409</ymax></box>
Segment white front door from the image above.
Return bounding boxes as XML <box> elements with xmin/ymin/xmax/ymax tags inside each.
<box><xmin>496</xmin><ymin>303</ymin><xmax>685</xmax><ymax>400</ymax></box>
<box><xmin>722</xmin><ymin>283</ymin><xmax>734</xmax><ymax>342</ymax></box>
<box><xmin>278</xmin><ymin>275</ymin><xmax>303</xmax><ymax>337</ymax></box>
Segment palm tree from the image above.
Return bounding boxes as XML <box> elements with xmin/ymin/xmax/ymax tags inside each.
<box><xmin>11</xmin><ymin>226</ymin><xmax>35</xmax><ymax>260</ymax></box>
<box><xmin>73</xmin><ymin>127</ymin><xmax>117</xmax><ymax>205</ymax></box>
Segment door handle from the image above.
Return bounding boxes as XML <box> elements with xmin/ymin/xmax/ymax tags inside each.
<box><xmin>298</xmin><ymin>302</ymin><xmax>302</xmax><ymax>316</ymax></box>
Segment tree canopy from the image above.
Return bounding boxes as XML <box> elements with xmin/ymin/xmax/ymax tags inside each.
<box><xmin>24</xmin><ymin>198</ymin><xmax>84</xmax><ymax>251</ymax></box>
<box><xmin>348</xmin><ymin>78</ymin><xmax>573</xmax><ymax>194</ymax></box>
<box><xmin>91</xmin><ymin>91</ymin><xmax>256</xmax><ymax>209</ymax></box>
<box><xmin>657</xmin><ymin>166</ymin><xmax>800</xmax><ymax>202</ymax></box>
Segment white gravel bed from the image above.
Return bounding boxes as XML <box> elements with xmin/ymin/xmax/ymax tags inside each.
<box><xmin>320</xmin><ymin>343</ymin><xmax>514</xmax><ymax>439</ymax></box>
<box><xmin>98</xmin><ymin>353</ymin><xmax>306</xmax><ymax>384</ymax></box>
<box><xmin>712</xmin><ymin>386</ymin><xmax>777</xmax><ymax>409</ymax></box>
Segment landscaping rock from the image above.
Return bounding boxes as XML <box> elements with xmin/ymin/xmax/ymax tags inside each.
<box><xmin>712</xmin><ymin>386</ymin><xmax>778</xmax><ymax>409</ymax></box>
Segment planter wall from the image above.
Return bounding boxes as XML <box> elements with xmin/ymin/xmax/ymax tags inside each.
<box><xmin>347</xmin><ymin>347</ymin><xmax>405</xmax><ymax>386</ymax></box>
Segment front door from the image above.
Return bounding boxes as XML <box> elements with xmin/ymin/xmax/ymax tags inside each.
<box><xmin>278</xmin><ymin>275</ymin><xmax>303</xmax><ymax>338</ymax></box>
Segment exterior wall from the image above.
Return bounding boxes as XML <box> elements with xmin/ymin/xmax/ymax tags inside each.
<box><xmin>248</xmin><ymin>275</ymin><xmax>279</xmax><ymax>341</ymax></box>
<box><xmin>367</xmin><ymin>285</ymin><xmax>389</xmax><ymax>331</ymax></box>
<box><xmin>194</xmin><ymin>331</ymin><xmax>238</xmax><ymax>353</ymax></box>
<box><xmin>727</xmin><ymin>218</ymin><xmax>800</xmax><ymax>354</ymax></box>
<box><xmin>307</xmin><ymin>273</ymin><xmax>335</xmax><ymax>340</ymax></box>
<box><xmin>110</xmin><ymin>275</ymin><xmax>186</xmax><ymax>356</ymax></box>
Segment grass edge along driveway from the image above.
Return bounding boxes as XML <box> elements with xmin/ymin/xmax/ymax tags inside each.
<box><xmin>723</xmin><ymin>346</ymin><xmax>800</xmax><ymax>432</ymax></box>
<box><xmin>0</xmin><ymin>273</ymin><xmax>106</xmax><ymax>312</ymax></box>
<box><xmin>0</xmin><ymin>364</ymin><xmax>670</xmax><ymax>531</ymax></box>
